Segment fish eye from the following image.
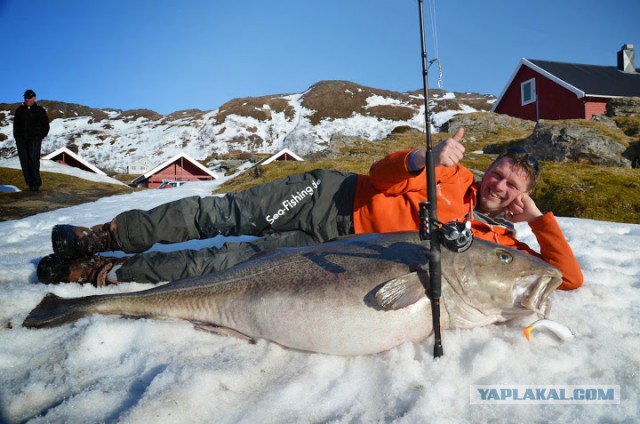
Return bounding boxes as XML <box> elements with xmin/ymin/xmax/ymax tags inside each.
<box><xmin>495</xmin><ymin>249</ymin><xmax>513</xmax><ymax>264</ymax></box>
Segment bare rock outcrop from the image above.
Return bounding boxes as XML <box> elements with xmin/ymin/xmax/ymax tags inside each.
<box><xmin>522</xmin><ymin>120</ymin><xmax>632</xmax><ymax>168</ymax></box>
<box><xmin>607</xmin><ymin>97</ymin><xmax>640</xmax><ymax>117</ymax></box>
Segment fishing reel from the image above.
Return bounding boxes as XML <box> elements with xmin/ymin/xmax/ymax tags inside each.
<box><xmin>439</xmin><ymin>220</ymin><xmax>473</xmax><ymax>253</ymax></box>
<box><xmin>419</xmin><ymin>202</ymin><xmax>473</xmax><ymax>253</ymax></box>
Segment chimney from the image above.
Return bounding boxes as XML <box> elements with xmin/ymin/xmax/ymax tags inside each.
<box><xmin>617</xmin><ymin>44</ymin><xmax>636</xmax><ymax>73</ymax></box>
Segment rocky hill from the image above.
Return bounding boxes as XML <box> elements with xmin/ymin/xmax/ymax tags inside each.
<box><xmin>0</xmin><ymin>81</ymin><xmax>494</xmax><ymax>173</ymax></box>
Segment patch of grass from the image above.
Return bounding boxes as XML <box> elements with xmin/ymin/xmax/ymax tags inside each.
<box><xmin>534</xmin><ymin>162</ymin><xmax>640</xmax><ymax>223</ymax></box>
<box><xmin>0</xmin><ymin>167</ymin><xmax>134</xmax><ymax>221</ymax></box>
<box><xmin>110</xmin><ymin>173</ymin><xmax>138</xmax><ymax>185</ymax></box>
<box><xmin>467</xmin><ymin>128</ymin><xmax>532</xmax><ymax>152</ymax></box>
<box><xmin>613</xmin><ymin>115</ymin><xmax>640</xmax><ymax>137</ymax></box>
<box><xmin>0</xmin><ymin>167</ymin><xmax>132</xmax><ymax>193</ymax></box>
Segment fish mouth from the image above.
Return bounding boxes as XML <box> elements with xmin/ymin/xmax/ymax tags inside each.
<box><xmin>515</xmin><ymin>272</ymin><xmax>563</xmax><ymax>318</ymax></box>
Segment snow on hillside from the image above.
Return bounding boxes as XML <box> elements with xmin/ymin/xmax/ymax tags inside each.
<box><xmin>0</xmin><ymin>84</ymin><xmax>490</xmax><ymax>174</ymax></box>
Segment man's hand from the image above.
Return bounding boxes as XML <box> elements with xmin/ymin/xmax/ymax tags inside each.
<box><xmin>407</xmin><ymin>127</ymin><xmax>465</xmax><ymax>171</ymax></box>
<box><xmin>434</xmin><ymin>127</ymin><xmax>465</xmax><ymax>167</ymax></box>
<box><xmin>504</xmin><ymin>193</ymin><xmax>543</xmax><ymax>223</ymax></box>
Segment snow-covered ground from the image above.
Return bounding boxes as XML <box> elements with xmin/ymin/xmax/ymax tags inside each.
<box><xmin>0</xmin><ymin>162</ymin><xmax>638</xmax><ymax>423</ymax></box>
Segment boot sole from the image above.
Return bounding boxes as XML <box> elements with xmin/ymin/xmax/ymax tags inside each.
<box><xmin>36</xmin><ymin>254</ymin><xmax>68</xmax><ymax>284</ymax></box>
<box><xmin>52</xmin><ymin>225</ymin><xmax>83</xmax><ymax>259</ymax></box>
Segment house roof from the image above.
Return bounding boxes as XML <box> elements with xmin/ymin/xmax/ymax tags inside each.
<box><xmin>528</xmin><ymin>59</ymin><xmax>640</xmax><ymax>97</ymax></box>
<box><xmin>42</xmin><ymin>147</ymin><xmax>107</xmax><ymax>175</ymax></box>
<box><xmin>254</xmin><ymin>148</ymin><xmax>304</xmax><ymax>167</ymax></box>
<box><xmin>131</xmin><ymin>152</ymin><xmax>216</xmax><ymax>185</ymax></box>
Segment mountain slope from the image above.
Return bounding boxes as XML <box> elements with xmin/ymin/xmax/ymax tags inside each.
<box><xmin>0</xmin><ymin>80</ymin><xmax>494</xmax><ymax>173</ymax></box>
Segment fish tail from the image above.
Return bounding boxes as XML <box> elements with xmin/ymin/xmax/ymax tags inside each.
<box><xmin>22</xmin><ymin>293</ymin><xmax>96</xmax><ymax>329</ymax></box>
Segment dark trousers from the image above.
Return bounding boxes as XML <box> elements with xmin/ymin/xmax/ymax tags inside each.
<box><xmin>16</xmin><ymin>138</ymin><xmax>43</xmax><ymax>189</ymax></box>
<box><xmin>114</xmin><ymin>170</ymin><xmax>357</xmax><ymax>283</ymax></box>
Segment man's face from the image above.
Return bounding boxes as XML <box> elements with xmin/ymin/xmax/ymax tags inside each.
<box><xmin>477</xmin><ymin>158</ymin><xmax>532</xmax><ymax>215</ymax></box>
<box><xmin>24</xmin><ymin>96</ymin><xmax>35</xmax><ymax>106</ymax></box>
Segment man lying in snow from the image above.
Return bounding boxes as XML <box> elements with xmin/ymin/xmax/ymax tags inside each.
<box><xmin>37</xmin><ymin>128</ymin><xmax>583</xmax><ymax>290</ymax></box>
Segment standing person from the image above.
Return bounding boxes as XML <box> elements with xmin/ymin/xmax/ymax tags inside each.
<box><xmin>37</xmin><ymin>128</ymin><xmax>583</xmax><ymax>290</ymax></box>
<box><xmin>13</xmin><ymin>89</ymin><xmax>50</xmax><ymax>191</ymax></box>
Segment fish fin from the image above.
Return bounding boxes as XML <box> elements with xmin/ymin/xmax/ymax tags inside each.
<box><xmin>22</xmin><ymin>293</ymin><xmax>93</xmax><ymax>329</ymax></box>
<box><xmin>194</xmin><ymin>323</ymin><xmax>256</xmax><ymax>344</ymax></box>
<box><xmin>375</xmin><ymin>272</ymin><xmax>426</xmax><ymax>311</ymax></box>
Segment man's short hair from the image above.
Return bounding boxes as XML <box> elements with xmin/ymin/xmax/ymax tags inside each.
<box><xmin>493</xmin><ymin>146</ymin><xmax>540</xmax><ymax>191</ymax></box>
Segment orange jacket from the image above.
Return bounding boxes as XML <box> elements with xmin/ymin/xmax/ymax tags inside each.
<box><xmin>352</xmin><ymin>150</ymin><xmax>583</xmax><ymax>290</ymax></box>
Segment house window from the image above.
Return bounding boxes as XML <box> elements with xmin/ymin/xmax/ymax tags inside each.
<box><xmin>521</xmin><ymin>78</ymin><xmax>536</xmax><ymax>105</ymax></box>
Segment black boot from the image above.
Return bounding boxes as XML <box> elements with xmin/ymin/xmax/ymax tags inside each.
<box><xmin>52</xmin><ymin>223</ymin><xmax>120</xmax><ymax>259</ymax></box>
<box><xmin>37</xmin><ymin>254</ymin><xmax>128</xmax><ymax>287</ymax></box>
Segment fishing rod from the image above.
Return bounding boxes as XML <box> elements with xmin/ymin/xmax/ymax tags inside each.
<box><xmin>416</xmin><ymin>0</ymin><xmax>473</xmax><ymax>358</ymax></box>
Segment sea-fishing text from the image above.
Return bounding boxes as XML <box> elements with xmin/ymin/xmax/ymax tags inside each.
<box><xmin>266</xmin><ymin>179</ymin><xmax>321</xmax><ymax>225</ymax></box>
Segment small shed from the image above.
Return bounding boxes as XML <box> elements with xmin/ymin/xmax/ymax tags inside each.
<box><xmin>42</xmin><ymin>147</ymin><xmax>107</xmax><ymax>175</ymax></box>
<box><xmin>130</xmin><ymin>152</ymin><xmax>217</xmax><ymax>188</ymax></box>
<box><xmin>492</xmin><ymin>44</ymin><xmax>640</xmax><ymax>121</ymax></box>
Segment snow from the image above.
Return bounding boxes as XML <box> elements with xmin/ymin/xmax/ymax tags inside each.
<box><xmin>0</xmin><ymin>165</ymin><xmax>639</xmax><ymax>423</ymax></box>
<box><xmin>0</xmin><ymin>89</ymin><xmax>492</xmax><ymax>174</ymax></box>
<box><xmin>365</xmin><ymin>95</ymin><xmax>410</xmax><ymax>108</ymax></box>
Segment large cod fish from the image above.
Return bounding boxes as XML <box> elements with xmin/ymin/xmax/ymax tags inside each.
<box><xmin>23</xmin><ymin>232</ymin><xmax>562</xmax><ymax>355</ymax></box>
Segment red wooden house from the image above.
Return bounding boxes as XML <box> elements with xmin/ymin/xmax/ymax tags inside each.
<box><xmin>42</xmin><ymin>147</ymin><xmax>107</xmax><ymax>175</ymax></box>
<box><xmin>130</xmin><ymin>152</ymin><xmax>217</xmax><ymax>188</ymax></box>
<box><xmin>492</xmin><ymin>44</ymin><xmax>640</xmax><ymax>121</ymax></box>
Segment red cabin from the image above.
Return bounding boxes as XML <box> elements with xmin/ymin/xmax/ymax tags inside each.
<box><xmin>42</xmin><ymin>147</ymin><xmax>106</xmax><ymax>175</ymax></box>
<box><xmin>130</xmin><ymin>153</ymin><xmax>216</xmax><ymax>188</ymax></box>
<box><xmin>492</xmin><ymin>44</ymin><xmax>640</xmax><ymax>121</ymax></box>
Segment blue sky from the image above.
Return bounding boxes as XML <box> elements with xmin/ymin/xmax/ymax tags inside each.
<box><xmin>1</xmin><ymin>0</ymin><xmax>638</xmax><ymax>114</ymax></box>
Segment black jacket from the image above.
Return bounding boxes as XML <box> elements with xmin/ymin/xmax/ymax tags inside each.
<box><xmin>13</xmin><ymin>103</ymin><xmax>50</xmax><ymax>142</ymax></box>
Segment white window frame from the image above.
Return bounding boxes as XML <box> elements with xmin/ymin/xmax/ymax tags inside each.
<box><xmin>521</xmin><ymin>78</ymin><xmax>536</xmax><ymax>106</ymax></box>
